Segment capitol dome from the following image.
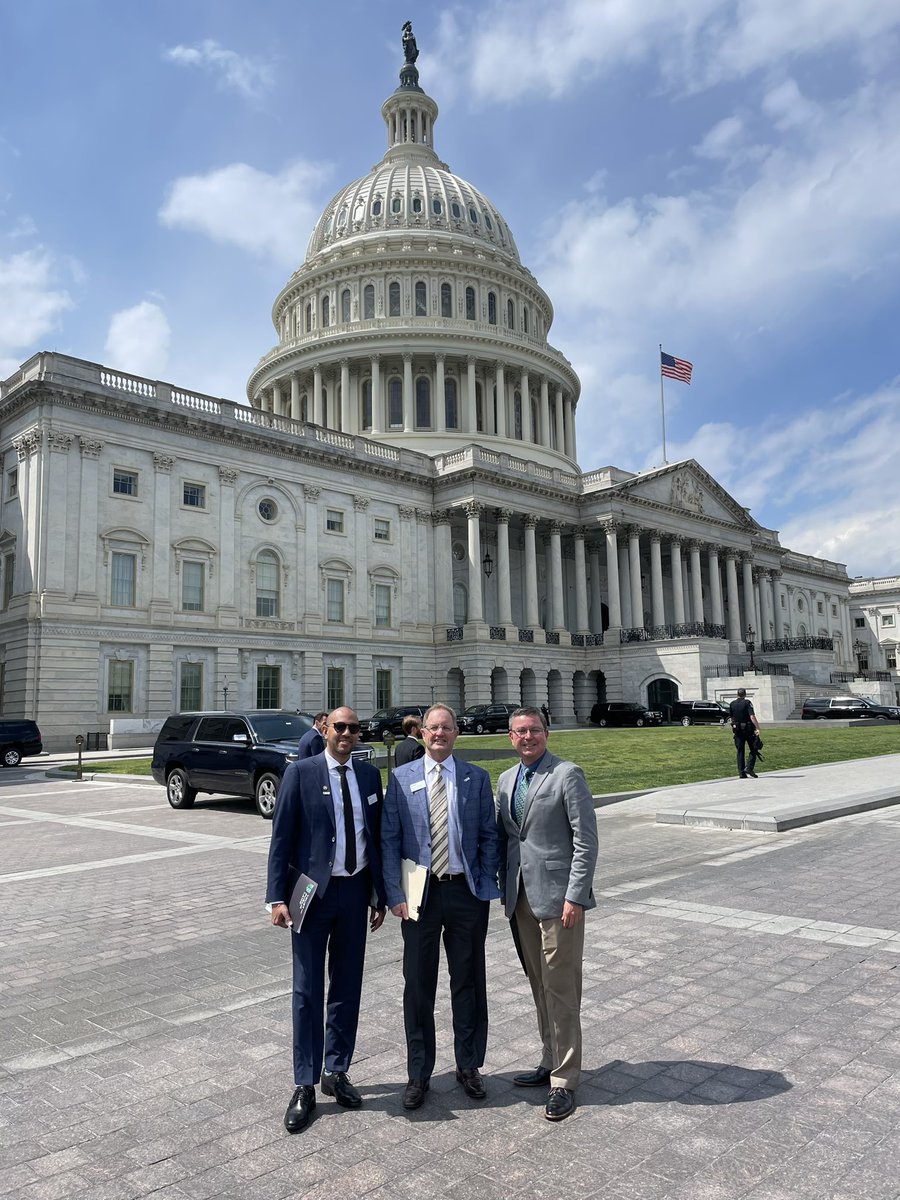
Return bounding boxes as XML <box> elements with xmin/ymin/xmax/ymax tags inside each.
<box><xmin>247</xmin><ymin>28</ymin><xmax>580</xmax><ymax>469</ymax></box>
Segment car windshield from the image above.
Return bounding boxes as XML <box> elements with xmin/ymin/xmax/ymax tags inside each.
<box><xmin>369</xmin><ymin>710</ymin><xmax>390</xmax><ymax>720</ymax></box>
<box><xmin>248</xmin><ymin>713</ymin><xmax>312</xmax><ymax>742</ymax></box>
<box><xmin>464</xmin><ymin>706</ymin><xmax>488</xmax><ymax>715</ymax></box>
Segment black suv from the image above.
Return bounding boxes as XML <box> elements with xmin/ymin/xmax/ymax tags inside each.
<box><xmin>151</xmin><ymin>710</ymin><xmax>374</xmax><ymax>819</ymax></box>
<box><xmin>801</xmin><ymin>696</ymin><xmax>900</xmax><ymax>721</ymax></box>
<box><xmin>672</xmin><ymin>700</ymin><xmax>730</xmax><ymax>726</ymax></box>
<box><xmin>590</xmin><ymin>702</ymin><xmax>663</xmax><ymax>728</ymax></box>
<box><xmin>0</xmin><ymin>718</ymin><xmax>43</xmax><ymax>767</ymax></box>
<box><xmin>361</xmin><ymin>705</ymin><xmax>429</xmax><ymax>742</ymax></box>
<box><xmin>458</xmin><ymin>703</ymin><xmax>520</xmax><ymax>734</ymax></box>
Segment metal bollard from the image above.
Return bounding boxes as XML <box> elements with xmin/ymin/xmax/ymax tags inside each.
<box><xmin>74</xmin><ymin>733</ymin><xmax>85</xmax><ymax>781</ymax></box>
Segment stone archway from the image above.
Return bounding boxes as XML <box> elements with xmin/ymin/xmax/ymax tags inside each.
<box><xmin>446</xmin><ymin>667</ymin><xmax>465</xmax><ymax>712</ymax></box>
<box><xmin>572</xmin><ymin>670</ymin><xmax>594</xmax><ymax>723</ymax></box>
<box><xmin>547</xmin><ymin>669</ymin><xmax>564</xmax><ymax>725</ymax></box>
<box><xmin>648</xmin><ymin>678</ymin><xmax>679</xmax><ymax>720</ymax></box>
<box><xmin>491</xmin><ymin>666</ymin><xmax>509</xmax><ymax>702</ymax></box>
<box><xmin>520</xmin><ymin>668</ymin><xmax>537</xmax><ymax>706</ymax></box>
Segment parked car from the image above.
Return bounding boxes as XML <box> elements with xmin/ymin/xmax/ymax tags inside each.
<box><xmin>801</xmin><ymin>696</ymin><xmax>900</xmax><ymax>721</ymax></box>
<box><xmin>0</xmin><ymin>718</ymin><xmax>43</xmax><ymax>767</ymax></box>
<box><xmin>360</xmin><ymin>705</ymin><xmax>429</xmax><ymax>742</ymax></box>
<box><xmin>672</xmin><ymin>700</ymin><xmax>730</xmax><ymax>726</ymax></box>
<box><xmin>151</xmin><ymin>710</ymin><xmax>374</xmax><ymax>819</ymax></box>
<box><xmin>590</xmin><ymin>702</ymin><xmax>663</xmax><ymax>728</ymax></box>
<box><xmin>457</xmin><ymin>702</ymin><xmax>520</xmax><ymax>734</ymax></box>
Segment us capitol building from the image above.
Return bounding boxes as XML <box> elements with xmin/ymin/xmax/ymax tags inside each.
<box><xmin>0</xmin><ymin>29</ymin><xmax>893</xmax><ymax>749</ymax></box>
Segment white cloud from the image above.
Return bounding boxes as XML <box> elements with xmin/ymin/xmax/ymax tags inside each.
<box><xmin>158</xmin><ymin>160</ymin><xmax>331</xmax><ymax>267</ymax></box>
<box><xmin>0</xmin><ymin>248</ymin><xmax>72</xmax><ymax>361</ymax></box>
<box><xmin>104</xmin><ymin>301</ymin><xmax>171</xmax><ymax>378</ymax></box>
<box><xmin>164</xmin><ymin>40</ymin><xmax>274</xmax><ymax>100</ymax></box>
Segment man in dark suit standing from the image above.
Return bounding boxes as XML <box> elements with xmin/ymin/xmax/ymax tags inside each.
<box><xmin>382</xmin><ymin>703</ymin><xmax>499</xmax><ymax>1110</ymax></box>
<box><xmin>297</xmin><ymin>711</ymin><xmax>327</xmax><ymax>758</ymax></box>
<box><xmin>728</xmin><ymin>688</ymin><xmax>761</xmax><ymax>778</ymax></box>
<box><xmin>267</xmin><ymin>707</ymin><xmax>386</xmax><ymax>1133</ymax></box>
<box><xmin>393</xmin><ymin>715</ymin><xmax>425</xmax><ymax>766</ymax></box>
<box><xmin>496</xmin><ymin>707</ymin><xmax>598</xmax><ymax>1122</ymax></box>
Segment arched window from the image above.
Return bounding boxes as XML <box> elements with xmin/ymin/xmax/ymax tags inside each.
<box><xmin>388</xmin><ymin>377</ymin><xmax>403</xmax><ymax>428</ymax></box>
<box><xmin>441</xmin><ymin>282</ymin><xmax>453</xmax><ymax>317</ymax></box>
<box><xmin>301</xmin><ymin>392</ymin><xmax>309</xmax><ymax>423</ymax></box>
<box><xmin>487</xmin><ymin>291</ymin><xmax>497</xmax><ymax>325</ymax></box>
<box><xmin>507</xmin><ymin>298</ymin><xmax>515</xmax><ymax>329</ymax></box>
<box><xmin>415</xmin><ymin>377</ymin><xmax>431</xmax><ymax>428</ymax></box>
<box><xmin>445</xmin><ymin>377</ymin><xmax>458</xmax><ymax>429</ymax></box>
<box><xmin>415</xmin><ymin>280</ymin><xmax>427</xmax><ymax>316</ymax></box>
<box><xmin>391</xmin><ymin>195</ymin><xmax>402</xmax><ymax>214</ymax></box>
<box><xmin>360</xmin><ymin>379</ymin><xmax>372</xmax><ymax>431</ymax></box>
<box><xmin>412</xmin><ymin>196</ymin><xmax>423</xmax><ymax>213</ymax></box>
<box><xmin>523</xmin><ymin>305</ymin><xmax>529</xmax><ymax>333</ymax></box>
<box><xmin>432</xmin><ymin>197</ymin><xmax>443</xmax><ymax>215</ymax></box>
<box><xmin>341</xmin><ymin>289</ymin><xmax>351</xmax><ymax>323</ymax></box>
<box><xmin>321</xmin><ymin>295</ymin><xmax>330</xmax><ymax>327</ymax></box>
<box><xmin>531</xmin><ymin>397</ymin><xmax>539</xmax><ymax>442</ymax></box>
<box><xmin>255</xmin><ymin>550</ymin><xmax>280</xmax><ymax>618</ymax></box>
<box><xmin>453</xmin><ymin>582</ymin><xmax>468</xmax><ymax>626</ymax></box>
<box><xmin>305</xmin><ymin>302</ymin><xmax>312</xmax><ymax>332</ymax></box>
<box><xmin>465</xmin><ymin>286</ymin><xmax>476</xmax><ymax>321</ymax></box>
<box><xmin>468</xmin><ymin>207</ymin><xmax>478</xmax><ymax>224</ymax></box>
<box><xmin>450</xmin><ymin>200</ymin><xmax>461</xmax><ymax>219</ymax></box>
<box><xmin>389</xmin><ymin>281</ymin><xmax>401</xmax><ymax>316</ymax></box>
<box><xmin>363</xmin><ymin>284</ymin><xmax>375</xmax><ymax>319</ymax></box>
<box><xmin>549</xmin><ymin>399</ymin><xmax>557</xmax><ymax>448</ymax></box>
<box><xmin>514</xmin><ymin>391</ymin><xmax>523</xmax><ymax>439</ymax></box>
<box><xmin>372</xmin><ymin>198</ymin><xmax>382</xmax><ymax>217</ymax></box>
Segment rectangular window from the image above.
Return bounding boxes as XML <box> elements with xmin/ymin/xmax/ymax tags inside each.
<box><xmin>831</xmin><ymin>604</ymin><xmax>838</xmax><ymax>617</ymax></box>
<box><xmin>255</xmin><ymin>555</ymin><xmax>279</xmax><ymax>617</ymax></box>
<box><xmin>2</xmin><ymin>553</ymin><xmax>14</xmax><ymax>609</ymax></box>
<box><xmin>326</xmin><ymin>578</ymin><xmax>345</xmax><ymax>623</ymax></box>
<box><xmin>326</xmin><ymin>667</ymin><xmax>345</xmax><ymax>710</ymax></box>
<box><xmin>107</xmin><ymin>660</ymin><xmax>134</xmax><ymax>713</ymax></box>
<box><xmin>374</xmin><ymin>583</ymin><xmax>392</xmax><ymax>628</ymax></box>
<box><xmin>110</xmin><ymin>552</ymin><xmax>136</xmax><ymax>607</ymax></box>
<box><xmin>182</xmin><ymin>482</ymin><xmax>207</xmax><ymax>508</ymax></box>
<box><xmin>816</xmin><ymin>601</ymin><xmax>823</xmax><ymax>614</ymax></box>
<box><xmin>256</xmin><ymin>665</ymin><xmax>281</xmax><ymax>709</ymax></box>
<box><xmin>887</xmin><ymin>651</ymin><xmax>897</xmax><ymax>669</ymax></box>
<box><xmin>374</xmin><ymin>518</ymin><xmax>391</xmax><ymax>542</ymax></box>
<box><xmin>179</xmin><ymin>662</ymin><xmax>203</xmax><ymax>711</ymax></box>
<box><xmin>375</xmin><ymin>668</ymin><xmax>392</xmax><ymax>710</ymax></box>
<box><xmin>6</xmin><ymin>469</ymin><xmax>17</xmax><ymax>500</ymax></box>
<box><xmin>854</xmin><ymin>617</ymin><xmax>865</xmax><ymax>628</ymax></box>
<box><xmin>883</xmin><ymin>614</ymin><xmax>895</xmax><ymax>627</ymax></box>
<box><xmin>326</xmin><ymin>508</ymin><xmax>344</xmax><ymax>533</ymax></box>
<box><xmin>112</xmin><ymin>468</ymin><xmax>138</xmax><ymax>497</ymax></box>
<box><xmin>181</xmin><ymin>561</ymin><xmax>204</xmax><ymax>611</ymax></box>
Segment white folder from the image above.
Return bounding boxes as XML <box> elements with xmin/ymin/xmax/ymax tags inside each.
<box><xmin>401</xmin><ymin>858</ymin><xmax>429</xmax><ymax>921</ymax></box>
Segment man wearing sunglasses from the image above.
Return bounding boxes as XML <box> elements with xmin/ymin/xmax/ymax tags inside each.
<box><xmin>267</xmin><ymin>707</ymin><xmax>386</xmax><ymax>1133</ymax></box>
<box><xmin>381</xmin><ymin>702</ymin><xmax>499</xmax><ymax>1110</ymax></box>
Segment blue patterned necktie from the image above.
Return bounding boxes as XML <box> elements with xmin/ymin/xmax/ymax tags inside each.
<box><xmin>514</xmin><ymin>766</ymin><xmax>534</xmax><ymax>826</ymax></box>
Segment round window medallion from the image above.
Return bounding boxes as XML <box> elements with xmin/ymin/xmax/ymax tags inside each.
<box><xmin>452</xmin><ymin>542</ymin><xmax>465</xmax><ymax>562</ymax></box>
<box><xmin>258</xmin><ymin>498</ymin><xmax>278</xmax><ymax>522</ymax></box>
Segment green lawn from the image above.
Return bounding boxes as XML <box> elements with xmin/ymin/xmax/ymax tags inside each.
<box><xmin>66</xmin><ymin>724</ymin><xmax>900</xmax><ymax>795</ymax></box>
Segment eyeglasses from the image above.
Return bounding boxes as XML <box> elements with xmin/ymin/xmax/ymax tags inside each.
<box><xmin>424</xmin><ymin>724</ymin><xmax>456</xmax><ymax>733</ymax></box>
<box><xmin>510</xmin><ymin>727</ymin><xmax>545</xmax><ymax>737</ymax></box>
<box><xmin>331</xmin><ymin>722</ymin><xmax>361</xmax><ymax>734</ymax></box>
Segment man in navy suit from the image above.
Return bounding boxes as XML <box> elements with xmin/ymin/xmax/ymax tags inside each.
<box><xmin>267</xmin><ymin>707</ymin><xmax>386</xmax><ymax>1133</ymax></box>
<box><xmin>382</xmin><ymin>702</ymin><xmax>499</xmax><ymax>1110</ymax></box>
<box><xmin>297</xmin><ymin>711</ymin><xmax>327</xmax><ymax>758</ymax></box>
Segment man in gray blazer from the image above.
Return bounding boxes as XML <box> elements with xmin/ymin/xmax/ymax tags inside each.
<box><xmin>496</xmin><ymin>706</ymin><xmax>598</xmax><ymax>1121</ymax></box>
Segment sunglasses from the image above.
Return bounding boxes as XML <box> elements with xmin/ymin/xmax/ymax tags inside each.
<box><xmin>331</xmin><ymin>721</ymin><xmax>361</xmax><ymax>734</ymax></box>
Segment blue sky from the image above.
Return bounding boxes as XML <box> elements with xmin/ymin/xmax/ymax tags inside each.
<box><xmin>3</xmin><ymin>1</ymin><xmax>900</xmax><ymax>577</ymax></box>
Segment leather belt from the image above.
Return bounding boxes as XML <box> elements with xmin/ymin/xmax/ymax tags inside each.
<box><xmin>431</xmin><ymin>872</ymin><xmax>463</xmax><ymax>883</ymax></box>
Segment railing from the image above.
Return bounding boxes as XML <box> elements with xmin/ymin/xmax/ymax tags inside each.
<box><xmin>100</xmin><ymin>369</ymin><xmax>157</xmax><ymax>398</ymax></box>
<box><xmin>489</xmin><ymin>626</ymin><xmax>507</xmax><ymax>640</ymax></box>
<box><xmin>621</xmin><ymin>621</ymin><xmax>727</xmax><ymax>643</ymax></box>
<box><xmin>446</xmin><ymin>626</ymin><xmax>463</xmax><ymax>641</ymax></box>
<box><xmin>704</xmin><ymin>660</ymin><xmax>790</xmax><ymax>678</ymax></box>
<box><xmin>545</xmin><ymin>631</ymin><xmax>560</xmax><ymax>645</ymax></box>
<box><xmin>762</xmin><ymin>636</ymin><xmax>834</xmax><ymax>653</ymax></box>
<box><xmin>518</xmin><ymin>628</ymin><xmax>534</xmax><ymax>643</ymax></box>
<box><xmin>831</xmin><ymin>669</ymin><xmax>892</xmax><ymax>683</ymax></box>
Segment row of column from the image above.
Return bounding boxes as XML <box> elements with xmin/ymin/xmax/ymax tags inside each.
<box><xmin>257</xmin><ymin>353</ymin><xmax>577</xmax><ymax>459</ymax></box>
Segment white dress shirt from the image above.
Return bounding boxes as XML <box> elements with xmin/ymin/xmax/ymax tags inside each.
<box><xmin>325</xmin><ymin>751</ymin><xmax>368</xmax><ymax>876</ymax></box>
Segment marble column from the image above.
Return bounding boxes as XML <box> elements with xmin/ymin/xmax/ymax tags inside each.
<box><xmin>618</xmin><ymin>543</ymin><xmax>632</xmax><ymax>628</ymax></box>
<box><xmin>708</xmin><ymin>544</ymin><xmax>724</xmax><ymax>627</ymax></box>
<box><xmin>742</xmin><ymin>554</ymin><xmax>756</xmax><ymax>641</ymax></box>
<box><xmin>523</xmin><ymin>516</ymin><xmax>539</xmax><ymax>629</ymax></box>
<box><xmin>554</xmin><ymin>387</ymin><xmax>565</xmax><ymax>454</ymax></box>
<box><xmin>465</xmin><ymin>501</ymin><xmax>484</xmax><ymax>624</ymax></box>
<box><xmin>564</xmin><ymin>396</ymin><xmax>575</xmax><ymax>459</ymax></box>
<box><xmin>688</xmin><ymin>541</ymin><xmax>705</xmax><ymax>624</ymax></box>
<box><xmin>520</xmin><ymin>370</ymin><xmax>531</xmax><ymax>441</ymax></box>
<box><xmin>588</xmin><ymin>541</ymin><xmax>603</xmax><ymax>634</ymax></box>
<box><xmin>402</xmin><ymin>353</ymin><xmax>414</xmax><ymax>433</ymax></box>
<box><xmin>435</xmin><ymin>354</ymin><xmax>446</xmax><ymax>433</ymax></box>
<box><xmin>574</xmin><ymin>528</ymin><xmax>589</xmax><ymax>633</ymax></box>
<box><xmin>467</xmin><ymin>356</ymin><xmax>477</xmax><ymax>432</ymax></box>
<box><xmin>773</xmin><ymin>570</ymin><xmax>785</xmax><ymax>638</ymax></box>
<box><xmin>313</xmin><ymin>366</ymin><xmax>323</xmax><ymax>425</ymax></box>
<box><xmin>495</xmin><ymin>363</ymin><xmax>507</xmax><ymax>437</ymax></box>
<box><xmin>496</xmin><ymin>509</ymin><xmax>513</xmax><ymax>626</ymax></box>
<box><xmin>340</xmin><ymin>359</ymin><xmax>351</xmax><ymax>433</ymax></box>
<box><xmin>370</xmin><ymin>355</ymin><xmax>383</xmax><ymax>434</ymax></box>
<box><xmin>760</xmin><ymin>570</ymin><xmax>773</xmax><ymax>642</ymax></box>
<box><xmin>725</xmin><ymin>550</ymin><xmax>742</xmax><ymax>642</ymax></box>
<box><xmin>433</xmin><ymin>512</ymin><xmax>454</xmax><ymax>626</ymax></box>
<box><xmin>76</xmin><ymin>438</ymin><xmax>102</xmax><ymax>597</ymax></box>
<box><xmin>540</xmin><ymin>378</ymin><xmax>551</xmax><ymax>447</ymax></box>
<box><xmin>650</xmin><ymin>533</ymin><xmax>665</xmax><ymax>628</ymax></box>
<box><xmin>628</xmin><ymin>526</ymin><xmax>644</xmax><ymax>630</ymax></box>
<box><xmin>670</xmin><ymin>536</ymin><xmax>685</xmax><ymax>625</ymax></box>
<box><xmin>217</xmin><ymin>467</ymin><xmax>237</xmax><ymax>618</ymax></box>
<box><xmin>603</xmin><ymin>520</ymin><xmax>621</xmax><ymax>628</ymax></box>
<box><xmin>290</xmin><ymin>374</ymin><xmax>301</xmax><ymax>422</ymax></box>
<box><xmin>272</xmin><ymin>382</ymin><xmax>282</xmax><ymax>416</ymax></box>
<box><xmin>549</xmin><ymin>522</ymin><xmax>565</xmax><ymax>631</ymax></box>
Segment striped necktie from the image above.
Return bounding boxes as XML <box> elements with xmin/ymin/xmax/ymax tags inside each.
<box><xmin>429</xmin><ymin>764</ymin><xmax>450</xmax><ymax>876</ymax></box>
<box><xmin>514</xmin><ymin>766</ymin><xmax>534</xmax><ymax>826</ymax></box>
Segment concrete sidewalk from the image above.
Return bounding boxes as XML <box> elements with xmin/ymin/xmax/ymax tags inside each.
<box><xmin>655</xmin><ymin>753</ymin><xmax>900</xmax><ymax>831</ymax></box>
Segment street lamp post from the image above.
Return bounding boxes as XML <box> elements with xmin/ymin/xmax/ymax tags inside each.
<box><xmin>223</xmin><ymin>676</ymin><xmax>229</xmax><ymax>709</ymax></box>
<box><xmin>746</xmin><ymin>624</ymin><xmax>756</xmax><ymax>671</ymax></box>
<box><xmin>853</xmin><ymin>639</ymin><xmax>866</xmax><ymax>677</ymax></box>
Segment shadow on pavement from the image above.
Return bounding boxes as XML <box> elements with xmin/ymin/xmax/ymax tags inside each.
<box><xmin>582</xmin><ymin>1058</ymin><xmax>791</xmax><ymax>1106</ymax></box>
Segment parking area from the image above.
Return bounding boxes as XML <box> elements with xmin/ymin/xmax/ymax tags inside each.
<box><xmin>3</xmin><ymin>763</ymin><xmax>900</xmax><ymax>1199</ymax></box>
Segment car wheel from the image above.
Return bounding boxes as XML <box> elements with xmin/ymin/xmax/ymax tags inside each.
<box><xmin>636</xmin><ymin>718</ymin><xmax>645</xmax><ymax>727</ymax></box>
<box><xmin>1</xmin><ymin>745</ymin><xmax>22</xmax><ymax>767</ymax></box>
<box><xmin>475</xmin><ymin>721</ymin><xmax>486</xmax><ymax>734</ymax></box>
<box><xmin>166</xmin><ymin>768</ymin><xmax>196</xmax><ymax>809</ymax></box>
<box><xmin>681</xmin><ymin>716</ymin><xmax>692</xmax><ymax>727</ymax></box>
<box><xmin>598</xmin><ymin>718</ymin><xmax>608</xmax><ymax>727</ymax></box>
<box><xmin>255</xmin><ymin>772</ymin><xmax>279</xmax><ymax>820</ymax></box>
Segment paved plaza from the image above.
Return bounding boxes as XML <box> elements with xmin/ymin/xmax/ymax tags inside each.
<box><xmin>4</xmin><ymin>758</ymin><xmax>900</xmax><ymax>1199</ymax></box>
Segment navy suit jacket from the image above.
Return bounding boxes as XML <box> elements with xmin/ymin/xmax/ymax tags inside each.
<box><xmin>297</xmin><ymin>727</ymin><xmax>325</xmax><ymax>759</ymax></box>
<box><xmin>266</xmin><ymin>753</ymin><xmax>386</xmax><ymax>909</ymax></box>
<box><xmin>381</xmin><ymin>756</ymin><xmax>500</xmax><ymax>909</ymax></box>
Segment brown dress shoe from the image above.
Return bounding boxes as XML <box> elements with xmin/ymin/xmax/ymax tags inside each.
<box><xmin>403</xmin><ymin>1078</ymin><xmax>429</xmax><ymax>1109</ymax></box>
<box><xmin>455</xmin><ymin>1067</ymin><xmax>486</xmax><ymax>1099</ymax></box>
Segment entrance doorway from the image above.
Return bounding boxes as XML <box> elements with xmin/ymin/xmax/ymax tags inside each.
<box><xmin>648</xmin><ymin>678</ymin><xmax>678</xmax><ymax>721</ymax></box>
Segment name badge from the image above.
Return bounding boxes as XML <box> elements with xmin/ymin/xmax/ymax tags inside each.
<box><xmin>410</xmin><ymin>780</ymin><xmax>426</xmax><ymax>793</ymax></box>
<box><xmin>367</xmin><ymin>793</ymin><xmax>378</xmax><ymax>806</ymax></box>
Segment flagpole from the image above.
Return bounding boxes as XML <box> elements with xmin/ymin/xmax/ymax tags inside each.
<box><xmin>659</xmin><ymin>343</ymin><xmax>668</xmax><ymax>465</ymax></box>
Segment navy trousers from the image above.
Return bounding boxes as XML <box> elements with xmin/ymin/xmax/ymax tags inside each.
<box><xmin>734</xmin><ymin>729</ymin><xmax>758</xmax><ymax>776</ymax></box>
<box><xmin>290</xmin><ymin>870</ymin><xmax>370</xmax><ymax>1086</ymax></box>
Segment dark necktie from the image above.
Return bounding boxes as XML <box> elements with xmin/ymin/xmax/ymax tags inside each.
<box><xmin>337</xmin><ymin>765</ymin><xmax>357</xmax><ymax>875</ymax></box>
<box><xmin>514</xmin><ymin>766</ymin><xmax>534</xmax><ymax>826</ymax></box>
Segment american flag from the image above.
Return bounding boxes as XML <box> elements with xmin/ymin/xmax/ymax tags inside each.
<box><xmin>661</xmin><ymin>351</ymin><xmax>692</xmax><ymax>384</ymax></box>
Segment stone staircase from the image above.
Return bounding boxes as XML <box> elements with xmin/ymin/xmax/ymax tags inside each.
<box><xmin>786</xmin><ymin>675</ymin><xmax>849</xmax><ymax>720</ymax></box>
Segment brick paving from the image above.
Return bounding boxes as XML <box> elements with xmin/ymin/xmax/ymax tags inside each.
<box><xmin>2</xmin><ymin>764</ymin><xmax>900</xmax><ymax>1198</ymax></box>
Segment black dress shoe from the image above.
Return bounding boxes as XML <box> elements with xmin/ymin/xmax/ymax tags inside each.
<box><xmin>456</xmin><ymin>1067</ymin><xmax>486</xmax><ymax>1100</ymax></box>
<box><xmin>513</xmin><ymin>1066</ymin><xmax>552</xmax><ymax>1088</ymax></box>
<box><xmin>747</xmin><ymin>770</ymin><xmax>758</xmax><ymax>778</ymax></box>
<box><xmin>283</xmin><ymin>1085</ymin><xmax>316</xmax><ymax>1133</ymax></box>
<box><xmin>403</xmin><ymin>1078</ymin><xmax>429</xmax><ymax>1109</ymax></box>
<box><xmin>321</xmin><ymin>1070</ymin><xmax>362</xmax><ymax>1109</ymax></box>
<box><xmin>545</xmin><ymin>1087</ymin><xmax>575</xmax><ymax>1121</ymax></box>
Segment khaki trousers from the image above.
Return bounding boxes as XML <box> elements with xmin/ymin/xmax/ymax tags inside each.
<box><xmin>514</xmin><ymin>885</ymin><xmax>584</xmax><ymax>1090</ymax></box>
